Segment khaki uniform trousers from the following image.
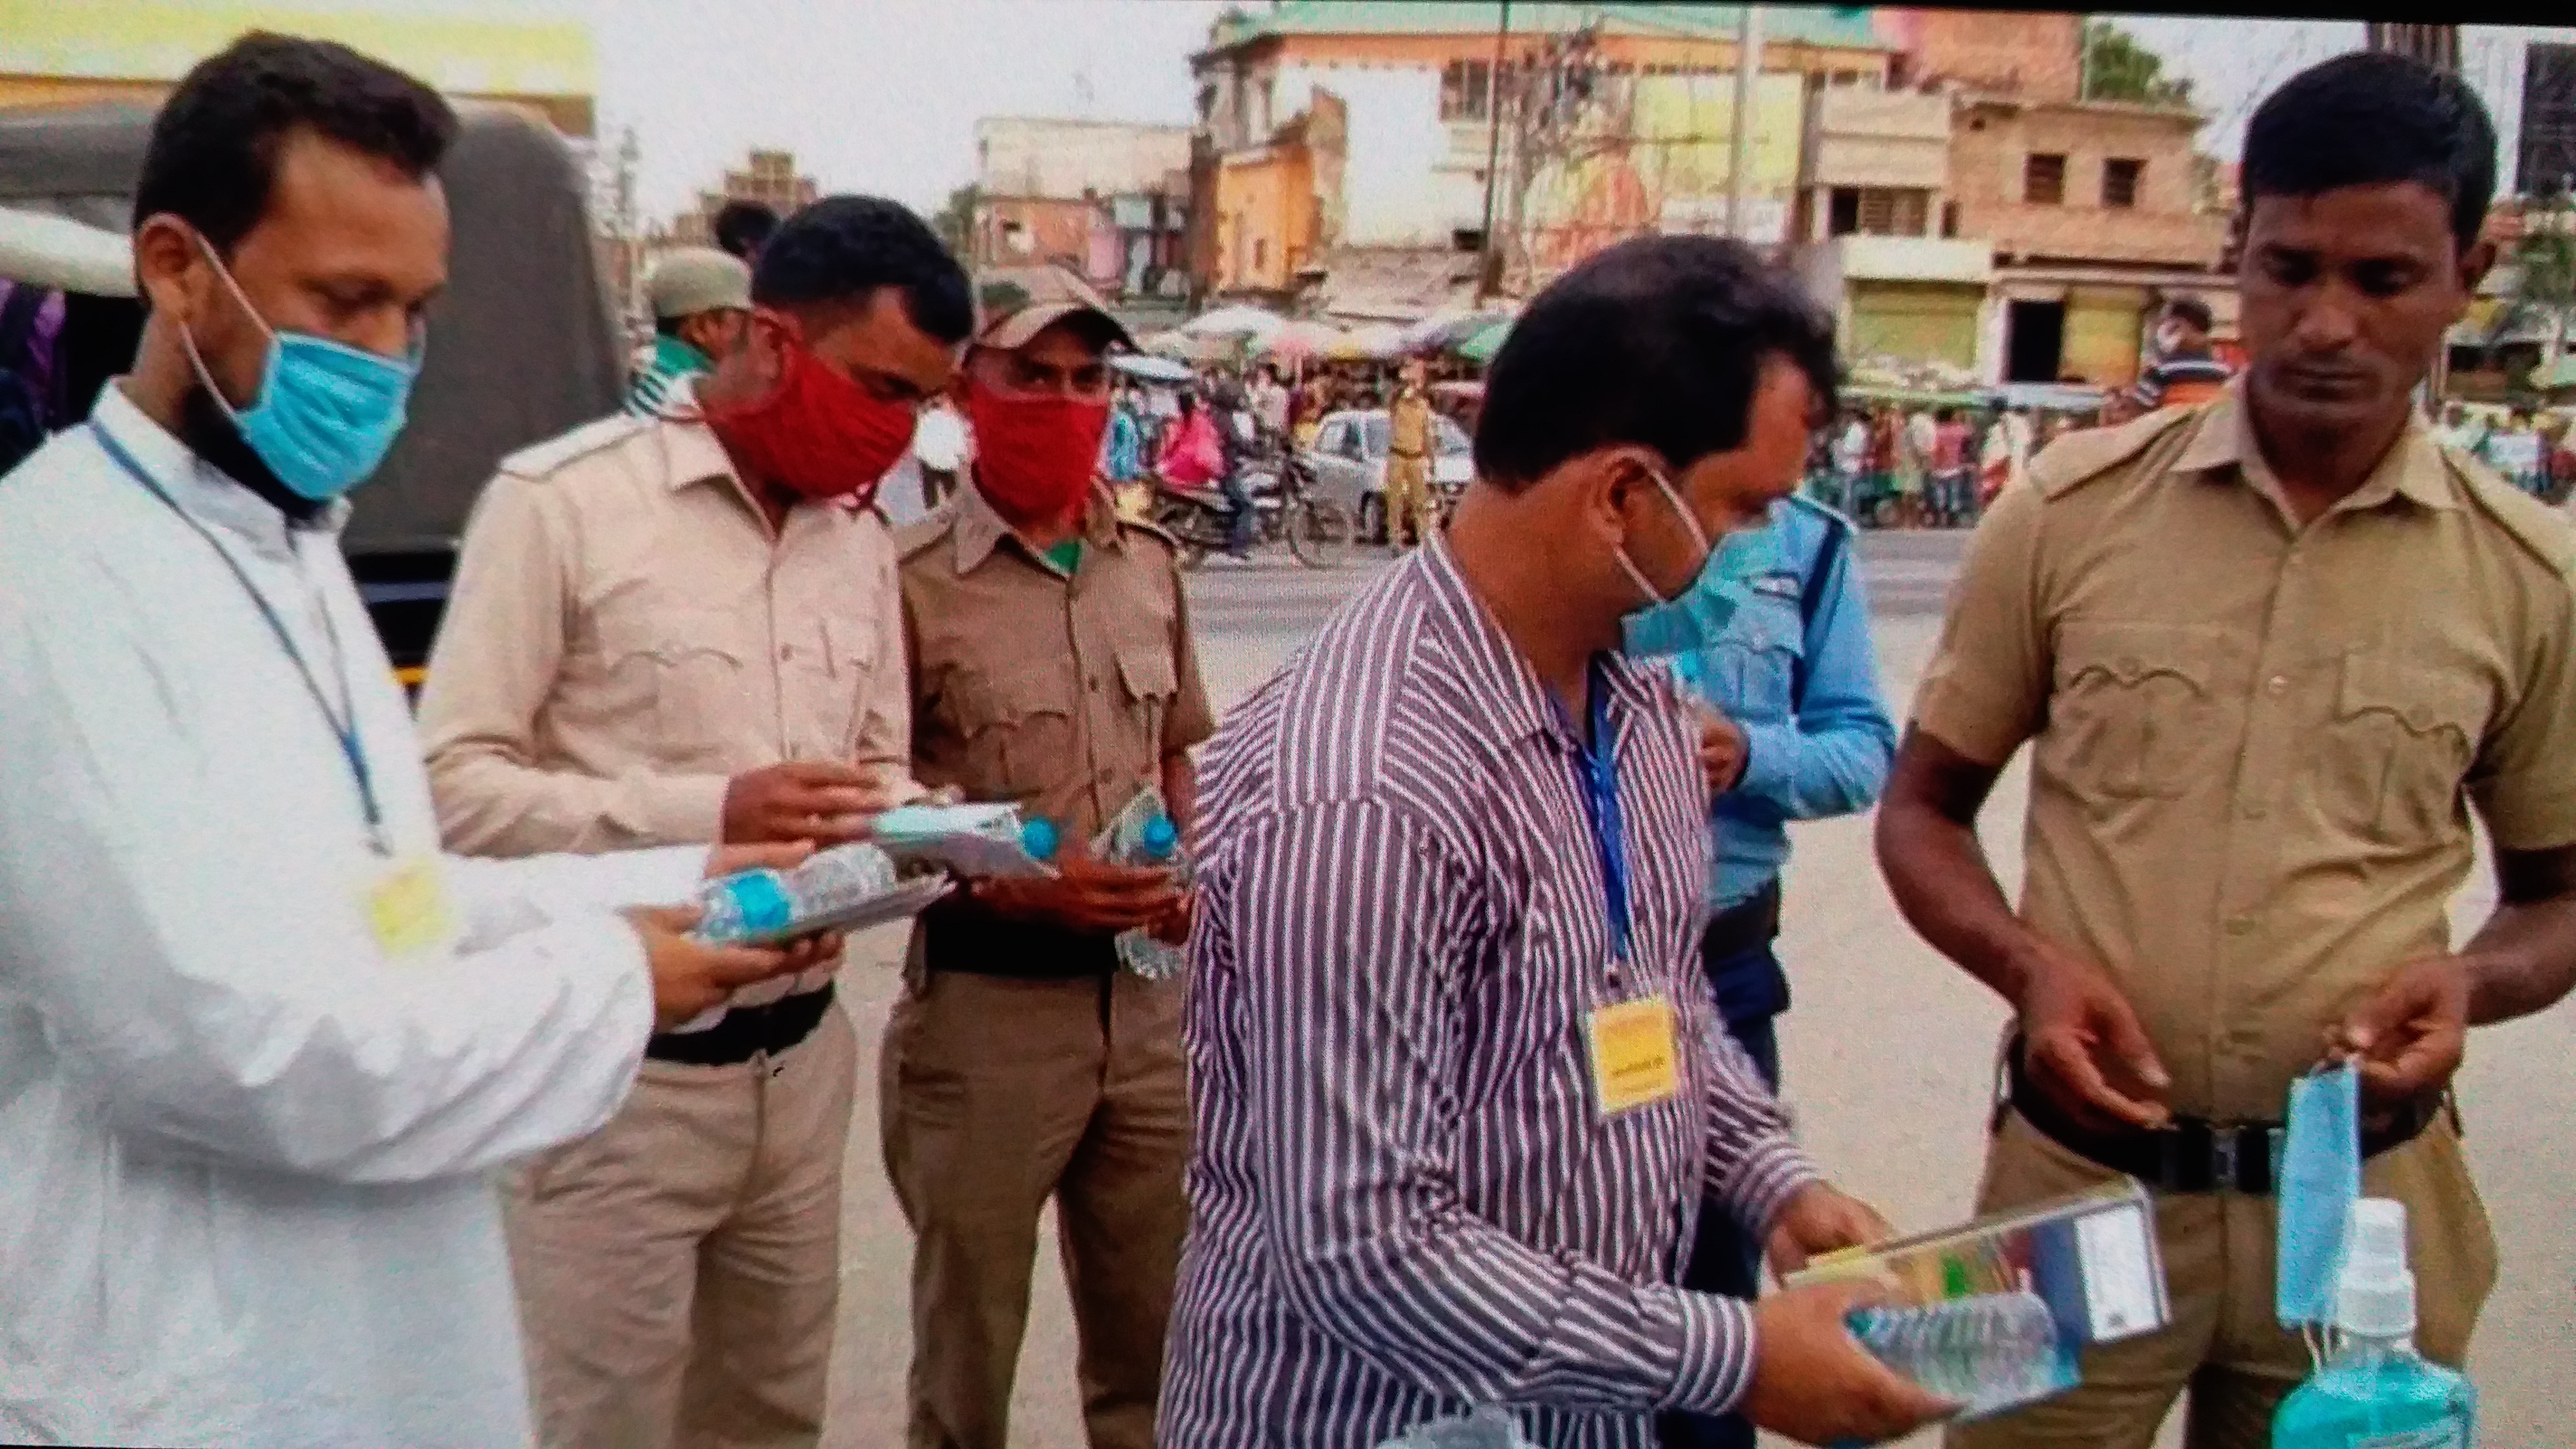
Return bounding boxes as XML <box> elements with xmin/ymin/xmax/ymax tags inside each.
<box><xmin>880</xmin><ymin>958</ymin><xmax>1189</xmax><ymax>1449</ymax></box>
<box><xmin>1950</xmin><ymin>1107</ymin><xmax>2496</xmax><ymax>1449</ymax></box>
<box><xmin>1382</xmin><ymin>451</ymin><xmax>1437</xmax><ymax>550</ymax></box>
<box><xmin>504</xmin><ymin>1001</ymin><xmax>859</xmax><ymax>1449</ymax></box>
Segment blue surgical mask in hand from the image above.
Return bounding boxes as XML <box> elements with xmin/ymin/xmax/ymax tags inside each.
<box><xmin>2276</xmin><ymin>1061</ymin><xmax>2361</xmax><ymax>1332</ymax></box>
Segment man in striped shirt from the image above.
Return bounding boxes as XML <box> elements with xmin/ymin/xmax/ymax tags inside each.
<box><xmin>1161</xmin><ymin>236</ymin><xmax>1947</xmax><ymax>1449</ymax></box>
<box><xmin>2126</xmin><ymin>296</ymin><xmax>2233</xmax><ymax>415</ymax></box>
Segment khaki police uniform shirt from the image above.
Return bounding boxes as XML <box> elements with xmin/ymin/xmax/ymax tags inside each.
<box><xmin>417</xmin><ymin>401</ymin><xmax>918</xmax><ymax>1009</ymax></box>
<box><xmin>1916</xmin><ymin>381</ymin><xmax>2576</xmax><ymax>1121</ymax></box>
<box><xmin>900</xmin><ymin>482</ymin><xmax>1215</xmax><ymax>847</ymax></box>
<box><xmin>1388</xmin><ymin>388</ymin><xmax>1433</xmax><ymax>458</ymax></box>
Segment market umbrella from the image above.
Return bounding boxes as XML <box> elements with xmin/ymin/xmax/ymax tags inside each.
<box><xmin>1454</xmin><ymin>317</ymin><xmax>1513</xmax><ymax>364</ymax></box>
<box><xmin>1181</xmin><ymin>302</ymin><xmax>1285</xmax><ymax>339</ymax></box>
<box><xmin>1260</xmin><ymin>318</ymin><xmax>1346</xmax><ymax>361</ymax></box>
<box><xmin>1110</xmin><ymin>353</ymin><xmax>1195</xmax><ymax>384</ymax></box>
<box><xmin>1401</xmin><ymin>307</ymin><xmax>1513</xmax><ymax>356</ymax></box>
<box><xmin>1344</xmin><ymin>322</ymin><xmax>1409</xmax><ymax>359</ymax></box>
<box><xmin>1143</xmin><ymin>329</ymin><xmax>1229</xmax><ymax>365</ymax></box>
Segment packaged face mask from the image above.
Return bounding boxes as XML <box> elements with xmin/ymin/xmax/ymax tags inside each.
<box><xmin>2275</xmin><ymin>1062</ymin><xmax>2361</xmax><ymax>1331</ymax></box>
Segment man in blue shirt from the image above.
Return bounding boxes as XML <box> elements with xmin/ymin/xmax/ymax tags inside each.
<box><xmin>1655</xmin><ymin>490</ymin><xmax>1897</xmax><ymax>1449</ymax></box>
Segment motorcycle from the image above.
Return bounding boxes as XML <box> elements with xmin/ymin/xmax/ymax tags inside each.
<box><xmin>1152</xmin><ymin>448</ymin><xmax>1352</xmax><ymax>571</ymax></box>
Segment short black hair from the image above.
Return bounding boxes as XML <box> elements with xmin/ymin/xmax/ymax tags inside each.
<box><xmin>134</xmin><ymin>31</ymin><xmax>455</xmax><ymax>254</ymax></box>
<box><xmin>1474</xmin><ymin>234</ymin><xmax>1836</xmax><ymax>491</ymax></box>
<box><xmin>2163</xmin><ymin>295</ymin><xmax>2214</xmax><ymax>334</ymax></box>
<box><xmin>751</xmin><ymin>195</ymin><xmax>973</xmax><ymax>344</ymax></box>
<box><xmin>2242</xmin><ymin>51</ymin><xmax>2496</xmax><ymax>254</ymax></box>
<box><xmin>713</xmin><ymin>201</ymin><xmax>779</xmax><ymax>261</ymax></box>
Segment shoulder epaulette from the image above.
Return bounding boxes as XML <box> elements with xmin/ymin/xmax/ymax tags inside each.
<box><xmin>2437</xmin><ymin>442</ymin><xmax>2576</xmax><ymax>577</ymax></box>
<box><xmin>894</xmin><ymin>506</ymin><xmax>958</xmax><ymax>562</ymax></box>
<box><xmin>495</xmin><ymin>413</ymin><xmax>652</xmax><ymax>481</ymax></box>
<box><xmin>2029</xmin><ymin>407</ymin><xmax>2200</xmax><ymax>500</ymax></box>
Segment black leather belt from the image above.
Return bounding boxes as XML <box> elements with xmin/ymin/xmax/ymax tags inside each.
<box><xmin>920</xmin><ymin>899</ymin><xmax>1116</xmax><ymax>981</ymax></box>
<box><xmin>645</xmin><ymin>983</ymin><xmax>834</xmax><ymax>1067</ymax></box>
<box><xmin>1699</xmin><ymin>878</ymin><xmax>1782</xmax><ymax>963</ymax></box>
<box><xmin>2002</xmin><ymin>1036</ymin><xmax>2438</xmax><ymax>1195</ymax></box>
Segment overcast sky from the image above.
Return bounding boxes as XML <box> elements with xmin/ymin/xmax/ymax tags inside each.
<box><xmin>587</xmin><ymin>6</ymin><xmax>2558</xmax><ymax>223</ymax></box>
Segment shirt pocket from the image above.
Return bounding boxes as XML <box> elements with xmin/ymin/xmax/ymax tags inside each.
<box><xmin>1707</xmin><ymin>585</ymin><xmax>1803</xmax><ymax>725</ymax></box>
<box><xmin>1115</xmin><ymin>642</ymin><xmax>1180</xmax><ymax>753</ymax></box>
<box><xmin>806</xmin><ymin>613</ymin><xmax>882</xmax><ymax>755</ymax></box>
<box><xmin>948</xmin><ymin>662</ymin><xmax>1080</xmax><ymax>802</ymax></box>
<box><xmin>2324</xmin><ymin>652</ymin><xmax>2484</xmax><ymax>846</ymax></box>
<box><xmin>594</xmin><ymin>606</ymin><xmax>751</xmax><ymax>766</ymax></box>
<box><xmin>2045</xmin><ymin>622</ymin><xmax>2222</xmax><ymax>804</ymax></box>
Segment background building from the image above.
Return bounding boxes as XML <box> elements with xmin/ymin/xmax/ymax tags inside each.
<box><xmin>664</xmin><ymin>149</ymin><xmax>818</xmax><ymax>247</ymax></box>
<box><xmin>1187</xmin><ymin>2</ymin><xmax>1895</xmax><ymax>311</ymax></box>
<box><xmin>970</xmin><ymin>117</ymin><xmax>1191</xmax><ymax>300</ymax></box>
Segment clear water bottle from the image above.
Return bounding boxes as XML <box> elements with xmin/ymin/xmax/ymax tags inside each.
<box><xmin>694</xmin><ymin>867</ymin><xmax>797</xmax><ymax>944</ymax></box>
<box><xmin>1093</xmin><ymin>790</ymin><xmax>1190</xmax><ymax>981</ymax></box>
<box><xmin>1376</xmin><ymin>1405</ymin><xmax>1536</xmax><ymax>1448</ymax></box>
<box><xmin>1848</xmin><ymin>1289</ymin><xmax>2073</xmax><ymax>1419</ymax></box>
<box><xmin>790</xmin><ymin>842</ymin><xmax>900</xmax><ymax>917</ymax></box>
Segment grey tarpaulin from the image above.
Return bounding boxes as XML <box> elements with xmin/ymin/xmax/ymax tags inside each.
<box><xmin>0</xmin><ymin>101</ymin><xmax>622</xmax><ymax>560</ymax></box>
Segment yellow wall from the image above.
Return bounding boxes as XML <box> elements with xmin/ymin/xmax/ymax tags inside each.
<box><xmin>1847</xmin><ymin>281</ymin><xmax>1983</xmax><ymax>371</ymax></box>
<box><xmin>0</xmin><ymin>0</ymin><xmax>594</xmax><ymax>132</ymax></box>
<box><xmin>2063</xmin><ymin>285</ymin><xmax>2149</xmax><ymax>386</ymax></box>
<box><xmin>1215</xmin><ymin>148</ymin><xmax>1315</xmax><ymax>293</ymax></box>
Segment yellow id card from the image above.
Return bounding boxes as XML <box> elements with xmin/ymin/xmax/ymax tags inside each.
<box><xmin>1587</xmin><ymin>993</ymin><xmax>1680</xmax><ymax>1116</ymax></box>
<box><xmin>364</xmin><ymin>855</ymin><xmax>458</xmax><ymax>960</ymax></box>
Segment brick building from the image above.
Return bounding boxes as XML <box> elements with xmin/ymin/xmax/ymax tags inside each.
<box><xmin>971</xmin><ymin>117</ymin><xmax>1190</xmax><ymax>298</ymax></box>
<box><xmin>665</xmin><ymin>149</ymin><xmax>817</xmax><ymax>247</ymax></box>
<box><xmin>1947</xmin><ymin>93</ymin><xmax>2227</xmax><ymax>386</ymax></box>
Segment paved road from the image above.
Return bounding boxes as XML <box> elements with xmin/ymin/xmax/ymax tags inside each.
<box><xmin>825</xmin><ymin>529</ymin><xmax>2570</xmax><ymax>1448</ymax></box>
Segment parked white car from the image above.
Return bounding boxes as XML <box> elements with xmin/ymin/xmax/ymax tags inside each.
<box><xmin>1301</xmin><ymin>408</ymin><xmax>1474</xmax><ymax>542</ymax></box>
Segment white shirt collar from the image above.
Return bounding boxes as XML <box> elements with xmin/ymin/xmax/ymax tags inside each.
<box><xmin>90</xmin><ymin>381</ymin><xmax>351</xmax><ymax>562</ymax></box>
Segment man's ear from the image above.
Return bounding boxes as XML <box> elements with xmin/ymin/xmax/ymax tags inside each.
<box><xmin>131</xmin><ymin>214</ymin><xmax>202</xmax><ymax>318</ymax></box>
<box><xmin>2460</xmin><ymin>236</ymin><xmax>2497</xmax><ymax>296</ymax></box>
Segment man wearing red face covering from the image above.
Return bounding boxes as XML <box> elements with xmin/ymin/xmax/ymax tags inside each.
<box><xmin>886</xmin><ymin>277</ymin><xmax>1216</xmax><ymax>1449</ymax></box>
<box><xmin>416</xmin><ymin>196</ymin><xmax>974</xmax><ymax>1448</ymax></box>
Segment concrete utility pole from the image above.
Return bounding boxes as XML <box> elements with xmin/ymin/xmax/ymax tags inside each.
<box><xmin>1476</xmin><ymin>0</ymin><xmax>1512</xmax><ymax>301</ymax></box>
<box><xmin>1725</xmin><ymin>4</ymin><xmax>1765</xmax><ymax>241</ymax></box>
<box><xmin>2367</xmin><ymin>23</ymin><xmax>2460</xmax><ymax>74</ymax></box>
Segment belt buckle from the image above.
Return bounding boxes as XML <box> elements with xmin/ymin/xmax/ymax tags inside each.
<box><xmin>2211</xmin><ymin>1126</ymin><xmax>2240</xmax><ymax>1192</ymax></box>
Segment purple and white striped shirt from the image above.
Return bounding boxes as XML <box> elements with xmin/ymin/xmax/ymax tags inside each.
<box><xmin>1159</xmin><ymin>534</ymin><xmax>1822</xmax><ymax>1449</ymax></box>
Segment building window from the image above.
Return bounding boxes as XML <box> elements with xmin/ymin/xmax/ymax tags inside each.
<box><xmin>1441</xmin><ymin>59</ymin><xmax>1492</xmax><ymax>122</ymax></box>
<box><xmin>1942</xmin><ymin>200</ymin><xmax>1961</xmax><ymax>238</ymax></box>
<box><xmin>1254</xmin><ymin>238</ymin><xmax>1268</xmax><ymax>272</ymax></box>
<box><xmin>1452</xmin><ymin>228</ymin><xmax>1485</xmax><ymax>254</ymax></box>
<box><xmin>2025</xmin><ymin>153</ymin><xmax>2067</xmax><ymax>205</ymax></box>
<box><xmin>1829</xmin><ymin>187</ymin><xmax>1931</xmax><ymax>238</ymax></box>
<box><xmin>2103</xmin><ymin>158</ymin><xmax>2144</xmax><ymax>209</ymax></box>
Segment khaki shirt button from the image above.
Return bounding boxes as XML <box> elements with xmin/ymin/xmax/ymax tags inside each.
<box><xmin>2265</xmin><ymin>675</ymin><xmax>2288</xmax><ymax>695</ymax></box>
<box><xmin>2224</xmin><ymin>916</ymin><xmax>2256</xmax><ymax>937</ymax></box>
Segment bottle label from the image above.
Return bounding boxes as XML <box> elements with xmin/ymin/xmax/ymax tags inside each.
<box><xmin>2355</xmin><ymin>1428</ymin><xmax>2465</xmax><ymax>1449</ymax></box>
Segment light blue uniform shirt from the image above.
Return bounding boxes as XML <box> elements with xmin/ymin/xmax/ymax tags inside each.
<box><xmin>1669</xmin><ymin>495</ymin><xmax>1896</xmax><ymax>915</ymax></box>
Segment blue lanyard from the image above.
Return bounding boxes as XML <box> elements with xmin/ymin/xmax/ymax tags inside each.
<box><xmin>1564</xmin><ymin>658</ymin><xmax>1634</xmax><ymax>966</ymax></box>
<box><xmin>88</xmin><ymin>422</ymin><xmax>388</xmax><ymax>850</ymax></box>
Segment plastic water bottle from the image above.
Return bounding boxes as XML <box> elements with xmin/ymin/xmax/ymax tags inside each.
<box><xmin>1021</xmin><ymin>815</ymin><xmax>1060</xmax><ymax>866</ymax></box>
<box><xmin>695</xmin><ymin>844</ymin><xmax>899</xmax><ymax>944</ymax></box>
<box><xmin>2271</xmin><ymin>1199</ymin><xmax>2475</xmax><ymax>1448</ymax></box>
<box><xmin>1848</xmin><ymin>1290</ymin><xmax>2073</xmax><ymax>1419</ymax></box>
<box><xmin>694</xmin><ymin>867</ymin><xmax>797</xmax><ymax>944</ymax></box>
<box><xmin>1094</xmin><ymin>790</ymin><xmax>1189</xmax><ymax>981</ymax></box>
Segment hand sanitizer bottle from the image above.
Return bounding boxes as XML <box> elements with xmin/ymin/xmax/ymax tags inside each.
<box><xmin>2271</xmin><ymin>1199</ymin><xmax>2475</xmax><ymax>1448</ymax></box>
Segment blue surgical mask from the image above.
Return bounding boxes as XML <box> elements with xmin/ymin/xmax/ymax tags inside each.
<box><xmin>181</xmin><ymin>233</ymin><xmax>420</xmax><ymax>501</ymax></box>
<box><xmin>2276</xmin><ymin>1062</ymin><xmax>2361</xmax><ymax>1332</ymax></box>
<box><xmin>1618</xmin><ymin>470</ymin><xmax>1769</xmax><ymax>658</ymax></box>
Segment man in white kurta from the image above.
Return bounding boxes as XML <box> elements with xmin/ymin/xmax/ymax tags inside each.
<box><xmin>0</xmin><ymin>34</ymin><xmax>815</xmax><ymax>1449</ymax></box>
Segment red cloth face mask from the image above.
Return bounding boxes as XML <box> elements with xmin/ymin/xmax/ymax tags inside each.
<box><xmin>962</xmin><ymin>377</ymin><xmax>1111</xmax><ymax>528</ymax></box>
<box><xmin>704</xmin><ymin>326</ymin><xmax>918</xmax><ymax>504</ymax></box>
